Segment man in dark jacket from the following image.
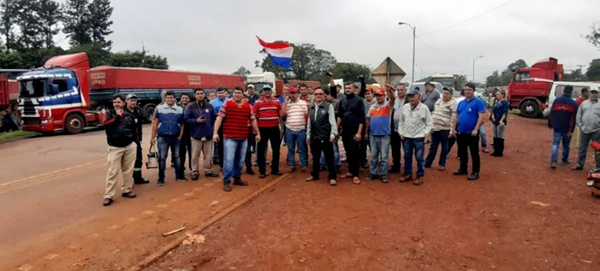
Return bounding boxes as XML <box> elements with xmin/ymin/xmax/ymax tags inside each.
<box><xmin>124</xmin><ymin>94</ymin><xmax>149</xmax><ymax>184</ymax></box>
<box><xmin>337</xmin><ymin>82</ymin><xmax>365</xmax><ymax>184</ymax></box>
<box><xmin>548</xmin><ymin>85</ymin><xmax>578</xmax><ymax>168</ymax></box>
<box><xmin>103</xmin><ymin>94</ymin><xmax>137</xmax><ymax>206</ymax></box>
<box><xmin>184</xmin><ymin>88</ymin><xmax>219</xmax><ymax>180</ymax></box>
<box><xmin>306</xmin><ymin>87</ymin><xmax>338</xmax><ymax>186</ymax></box>
<box><xmin>178</xmin><ymin>93</ymin><xmax>193</xmax><ymax>177</ymax></box>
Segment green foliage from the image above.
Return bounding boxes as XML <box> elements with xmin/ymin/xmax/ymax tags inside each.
<box><xmin>0</xmin><ymin>0</ymin><xmax>19</xmax><ymax>52</ymax></box>
<box><xmin>88</xmin><ymin>0</ymin><xmax>113</xmax><ymax>50</ymax></box>
<box><xmin>109</xmin><ymin>50</ymin><xmax>169</xmax><ymax>69</ymax></box>
<box><xmin>586</xmin><ymin>59</ymin><xmax>600</xmax><ymax>81</ymax></box>
<box><xmin>332</xmin><ymin>62</ymin><xmax>371</xmax><ymax>83</ymax></box>
<box><xmin>62</xmin><ymin>0</ymin><xmax>92</xmax><ymax>46</ymax></box>
<box><xmin>485</xmin><ymin>59</ymin><xmax>528</xmax><ymax>86</ymax></box>
<box><xmin>585</xmin><ymin>23</ymin><xmax>600</xmax><ymax>49</ymax></box>
<box><xmin>68</xmin><ymin>42</ymin><xmax>109</xmax><ymax>67</ymax></box>
<box><xmin>0</xmin><ymin>51</ymin><xmax>24</xmax><ymax>68</ymax></box>
<box><xmin>256</xmin><ymin>42</ymin><xmax>337</xmax><ymax>80</ymax></box>
<box><xmin>564</xmin><ymin>68</ymin><xmax>587</xmax><ymax>82</ymax></box>
<box><xmin>37</xmin><ymin>0</ymin><xmax>62</xmax><ymax>48</ymax></box>
<box><xmin>232</xmin><ymin>66</ymin><xmax>250</xmax><ymax>80</ymax></box>
<box><xmin>454</xmin><ymin>74</ymin><xmax>468</xmax><ymax>90</ymax></box>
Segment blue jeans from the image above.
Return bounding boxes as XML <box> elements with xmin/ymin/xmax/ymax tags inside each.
<box><xmin>285</xmin><ymin>128</ymin><xmax>307</xmax><ymax>167</ymax></box>
<box><xmin>426</xmin><ymin>130</ymin><xmax>450</xmax><ymax>167</ymax></box>
<box><xmin>158</xmin><ymin>136</ymin><xmax>181</xmax><ymax>181</ymax></box>
<box><xmin>321</xmin><ymin>139</ymin><xmax>340</xmax><ymax>167</ymax></box>
<box><xmin>479</xmin><ymin>125</ymin><xmax>487</xmax><ymax>149</ymax></box>
<box><xmin>369</xmin><ymin>135</ymin><xmax>390</xmax><ymax>177</ymax></box>
<box><xmin>403</xmin><ymin>137</ymin><xmax>425</xmax><ymax>177</ymax></box>
<box><xmin>551</xmin><ymin>131</ymin><xmax>572</xmax><ymax>164</ymax></box>
<box><xmin>223</xmin><ymin>138</ymin><xmax>247</xmax><ymax>185</ymax></box>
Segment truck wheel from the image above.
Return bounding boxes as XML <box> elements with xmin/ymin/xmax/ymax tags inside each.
<box><xmin>519</xmin><ymin>100</ymin><xmax>540</xmax><ymax>118</ymax></box>
<box><xmin>143</xmin><ymin>104</ymin><xmax>156</xmax><ymax>123</ymax></box>
<box><xmin>65</xmin><ymin>114</ymin><xmax>85</xmax><ymax>134</ymax></box>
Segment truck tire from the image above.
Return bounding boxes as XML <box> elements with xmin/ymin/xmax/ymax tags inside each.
<box><xmin>65</xmin><ymin>114</ymin><xmax>85</xmax><ymax>134</ymax></box>
<box><xmin>142</xmin><ymin>103</ymin><xmax>156</xmax><ymax>123</ymax></box>
<box><xmin>519</xmin><ymin>100</ymin><xmax>540</xmax><ymax>118</ymax></box>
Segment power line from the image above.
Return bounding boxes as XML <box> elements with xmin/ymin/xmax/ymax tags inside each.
<box><xmin>418</xmin><ymin>0</ymin><xmax>522</xmax><ymax>38</ymax></box>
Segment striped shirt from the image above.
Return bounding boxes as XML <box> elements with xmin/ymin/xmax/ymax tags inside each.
<box><xmin>285</xmin><ymin>99</ymin><xmax>308</xmax><ymax>131</ymax></box>
<box><xmin>219</xmin><ymin>100</ymin><xmax>255</xmax><ymax>139</ymax></box>
<box><xmin>253</xmin><ymin>97</ymin><xmax>282</xmax><ymax>127</ymax></box>
<box><xmin>432</xmin><ymin>98</ymin><xmax>457</xmax><ymax>132</ymax></box>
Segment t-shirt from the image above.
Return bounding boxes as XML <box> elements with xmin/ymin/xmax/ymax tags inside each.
<box><xmin>219</xmin><ymin>100</ymin><xmax>254</xmax><ymax>139</ymax></box>
<box><xmin>421</xmin><ymin>90</ymin><xmax>440</xmax><ymax>112</ymax></box>
<box><xmin>367</xmin><ymin>103</ymin><xmax>391</xmax><ymax>136</ymax></box>
<box><xmin>456</xmin><ymin>97</ymin><xmax>486</xmax><ymax>134</ymax></box>
<box><xmin>253</xmin><ymin>97</ymin><xmax>282</xmax><ymax>128</ymax></box>
<box><xmin>285</xmin><ymin>99</ymin><xmax>308</xmax><ymax>131</ymax></box>
<box><xmin>210</xmin><ymin>97</ymin><xmax>230</xmax><ymax>113</ymax></box>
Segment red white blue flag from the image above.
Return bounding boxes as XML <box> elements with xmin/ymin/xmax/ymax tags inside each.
<box><xmin>257</xmin><ymin>36</ymin><xmax>294</xmax><ymax>69</ymax></box>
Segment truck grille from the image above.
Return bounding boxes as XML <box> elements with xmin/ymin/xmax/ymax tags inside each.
<box><xmin>23</xmin><ymin>118</ymin><xmax>40</xmax><ymax>126</ymax></box>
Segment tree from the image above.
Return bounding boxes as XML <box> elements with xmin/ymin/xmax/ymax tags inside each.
<box><xmin>68</xmin><ymin>42</ymin><xmax>109</xmax><ymax>67</ymax></box>
<box><xmin>332</xmin><ymin>62</ymin><xmax>371</xmax><ymax>83</ymax></box>
<box><xmin>87</xmin><ymin>0</ymin><xmax>113</xmax><ymax>50</ymax></box>
<box><xmin>232</xmin><ymin>66</ymin><xmax>250</xmax><ymax>80</ymax></box>
<box><xmin>507</xmin><ymin>59</ymin><xmax>528</xmax><ymax>71</ymax></box>
<box><xmin>62</xmin><ymin>0</ymin><xmax>92</xmax><ymax>46</ymax></box>
<box><xmin>0</xmin><ymin>0</ymin><xmax>19</xmax><ymax>52</ymax></box>
<box><xmin>256</xmin><ymin>42</ymin><xmax>337</xmax><ymax>80</ymax></box>
<box><xmin>585</xmin><ymin>23</ymin><xmax>600</xmax><ymax>49</ymax></box>
<box><xmin>0</xmin><ymin>50</ymin><xmax>23</xmax><ymax>68</ymax></box>
<box><xmin>454</xmin><ymin>74</ymin><xmax>468</xmax><ymax>90</ymax></box>
<box><xmin>14</xmin><ymin>0</ymin><xmax>45</xmax><ymax>51</ymax></box>
<box><xmin>37</xmin><ymin>0</ymin><xmax>62</xmax><ymax>48</ymax></box>
<box><xmin>108</xmin><ymin>50</ymin><xmax>169</xmax><ymax>69</ymax></box>
<box><xmin>564</xmin><ymin>68</ymin><xmax>587</xmax><ymax>82</ymax></box>
<box><xmin>485</xmin><ymin>59</ymin><xmax>527</xmax><ymax>86</ymax></box>
<box><xmin>586</xmin><ymin>59</ymin><xmax>600</xmax><ymax>81</ymax></box>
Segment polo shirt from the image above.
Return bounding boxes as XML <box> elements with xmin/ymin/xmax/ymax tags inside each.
<box><xmin>456</xmin><ymin>97</ymin><xmax>486</xmax><ymax>134</ymax></box>
<box><xmin>219</xmin><ymin>100</ymin><xmax>254</xmax><ymax>139</ymax></box>
<box><xmin>367</xmin><ymin>103</ymin><xmax>391</xmax><ymax>136</ymax></box>
<box><xmin>153</xmin><ymin>103</ymin><xmax>184</xmax><ymax>137</ymax></box>
<box><xmin>253</xmin><ymin>97</ymin><xmax>281</xmax><ymax>128</ymax></box>
<box><xmin>210</xmin><ymin>97</ymin><xmax>230</xmax><ymax>113</ymax></box>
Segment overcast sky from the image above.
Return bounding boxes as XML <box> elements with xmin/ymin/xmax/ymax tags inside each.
<box><xmin>73</xmin><ymin>0</ymin><xmax>600</xmax><ymax>82</ymax></box>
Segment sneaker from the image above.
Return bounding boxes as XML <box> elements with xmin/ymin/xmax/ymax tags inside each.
<box><xmin>223</xmin><ymin>184</ymin><xmax>232</xmax><ymax>192</ymax></box>
<box><xmin>305</xmin><ymin>176</ymin><xmax>317</xmax><ymax>182</ymax></box>
<box><xmin>259</xmin><ymin>173</ymin><xmax>267</xmax><ymax>179</ymax></box>
<box><xmin>366</xmin><ymin>174</ymin><xmax>378</xmax><ymax>181</ymax></box>
<box><xmin>550</xmin><ymin>162</ymin><xmax>557</xmax><ymax>169</ymax></box>
<box><xmin>121</xmin><ymin>191</ymin><xmax>137</xmax><ymax>198</ymax></box>
<box><xmin>205</xmin><ymin>172</ymin><xmax>219</xmax><ymax>178</ymax></box>
<box><xmin>157</xmin><ymin>180</ymin><xmax>165</xmax><ymax>186</ymax></box>
<box><xmin>572</xmin><ymin>166</ymin><xmax>584</xmax><ymax>171</ymax></box>
<box><xmin>191</xmin><ymin>171</ymin><xmax>200</xmax><ymax>181</ymax></box>
<box><xmin>468</xmin><ymin>173</ymin><xmax>480</xmax><ymax>181</ymax></box>
<box><xmin>453</xmin><ymin>170</ymin><xmax>468</xmax><ymax>176</ymax></box>
<box><xmin>271</xmin><ymin>171</ymin><xmax>284</xmax><ymax>176</ymax></box>
<box><xmin>329</xmin><ymin>179</ymin><xmax>337</xmax><ymax>186</ymax></box>
<box><xmin>587</xmin><ymin>180</ymin><xmax>595</xmax><ymax>187</ymax></box>
<box><xmin>562</xmin><ymin>160</ymin><xmax>571</xmax><ymax>165</ymax></box>
<box><xmin>381</xmin><ymin>176</ymin><xmax>388</xmax><ymax>183</ymax></box>
<box><xmin>176</xmin><ymin>176</ymin><xmax>187</xmax><ymax>182</ymax></box>
<box><xmin>246</xmin><ymin>168</ymin><xmax>255</xmax><ymax>175</ymax></box>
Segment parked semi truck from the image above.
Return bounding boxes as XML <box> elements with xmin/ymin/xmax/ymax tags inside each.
<box><xmin>507</xmin><ymin>57</ymin><xmax>563</xmax><ymax>118</ymax></box>
<box><xmin>246</xmin><ymin>72</ymin><xmax>320</xmax><ymax>95</ymax></box>
<box><xmin>17</xmin><ymin>52</ymin><xmax>244</xmax><ymax>134</ymax></box>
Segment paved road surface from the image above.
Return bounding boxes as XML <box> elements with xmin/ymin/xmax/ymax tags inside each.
<box><xmin>0</xmin><ymin>126</ymin><xmax>277</xmax><ymax>270</ymax></box>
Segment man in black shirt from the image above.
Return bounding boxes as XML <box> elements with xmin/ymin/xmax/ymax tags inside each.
<box><xmin>124</xmin><ymin>94</ymin><xmax>149</xmax><ymax>184</ymax></box>
<box><xmin>103</xmin><ymin>94</ymin><xmax>138</xmax><ymax>206</ymax></box>
<box><xmin>337</xmin><ymin>82</ymin><xmax>365</xmax><ymax>184</ymax></box>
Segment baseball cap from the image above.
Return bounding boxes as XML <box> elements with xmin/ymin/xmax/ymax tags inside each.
<box><xmin>407</xmin><ymin>89</ymin><xmax>420</xmax><ymax>96</ymax></box>
<box><xmin>262</xmin><ymin>85</ymin><xmax>273</xmax><ymax>91</ymax></box>
<box><xmin>247</xmin><ymin>84</ymin><xmax>255</xmax><ymax>89</ymax></box>
<box><xmin>425</xmin><ymin>81</ymin><xmax>434</xmax><ymax>86</ymax></box>
<box><xmin>289</xmin><ymin>87</ymin><xmax>298</xmax><ymax>93</ymax></box>
<box><xmin>373</xmin><ymin>88</ymin><xmax>385</xmax><ymax>96</ymax></box>
<box><xmin>590</xmin><ymin>86</ymin><xmax>599</xmax><ymax>92</ymax></box>
<box><xmin>126</xmin><ymin>93</ymin><xmax>138</xmax><ymax>100</ymax></box>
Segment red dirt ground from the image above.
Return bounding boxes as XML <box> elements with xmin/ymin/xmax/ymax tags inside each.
<box><xmin>146</xmin><ymin>116</ymin><xmax>600</xmax><ymax>271</ymax></box>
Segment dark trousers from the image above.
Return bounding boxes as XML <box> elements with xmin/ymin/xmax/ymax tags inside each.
<box><xmin>257</xmin><ymin>126</ymin><xmax>281</xmax><ymax>174</ymax></box>
<box><xmin>245</xmin><ymin>126</ymin><xmax>255</xmax><ymax>168</ymax></box>
<box><xmin>390</xmin><ymin>131</ymin><xmax>402</xmax><ymax>169</ymax></box>
<box><xmin>426</xmin><ymin>130</ymin><xmax>450</xmax><ymax>167</ymax></box>
<box><xmin>133</xmin><ymin>142</ymin><xmax>144</xmax><ymax>181</ymax></box>
<box><xmin>448</xmin><ymin>136</ymin><xmax>459</xmax><ymax>157</ymax></box>
<box><xmin>217</xmin><ymin>126</ymin><xmax>224</xmax><ymax>168</ymax></box>
<box><xmin>342</xmin><ymin>133</ymin><xmax>361</xmax><ymax>177</ymax></box>
<box><xmin>178</xmin><ymin>135</ymin><xmax>192</xmax><ymax>175</ymax></box>
<box><xmin>310</xmin><ymin>139</ymin><xmax>336</xmax><ymax>180</ymax></box>
<box><xmin>457</xmin><ymin>132</ymin><xmax>480</xmax><ymax>173</ymax></box>
<box><xmin>360</xmin><ymin>137</ymin><xmax>368</xmax><ymax>166</ymax></box>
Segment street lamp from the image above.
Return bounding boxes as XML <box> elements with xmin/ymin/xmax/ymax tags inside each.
<box><xmin>398</xmin><ymin>22</ymin><xmax>416</xmax><ymax>83</ymax></box>
<box><xmin>472</xmin><ymin>55</ymin><xmax>483</xmax><ymax>82</ymax></box>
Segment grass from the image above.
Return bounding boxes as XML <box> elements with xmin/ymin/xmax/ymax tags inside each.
<box><xmin>0</xmin><ymin>130</ymin><xmax>39</xmax><ymax>141</ymax></box>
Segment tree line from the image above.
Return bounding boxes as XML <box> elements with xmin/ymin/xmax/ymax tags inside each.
<box><xmin>0</xmin><ymin>0</ymin><xmax>168</xmax><ymax>69</ymax></box>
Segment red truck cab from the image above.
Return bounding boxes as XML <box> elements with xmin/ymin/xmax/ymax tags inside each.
<box><xmin>507</xmin><ymin>57</ymin><xmax>563</xmax><ymax>118</ymax></box>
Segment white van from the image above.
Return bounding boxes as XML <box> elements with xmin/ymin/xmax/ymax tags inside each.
<box><xmin>542</xmin><ymin>81</ymin><xmax>600</xmax><ymax>117</ymax></box>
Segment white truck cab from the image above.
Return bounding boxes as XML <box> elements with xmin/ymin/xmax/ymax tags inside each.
<box><xmin>542</xmin><ymin>81</ymin><xmax>600</xmax><ymax>118</ymax></box>
<box><xmin>246</xmin><ymin>72</ymin><xmax>276</xmax><ymax>92</ymax></box>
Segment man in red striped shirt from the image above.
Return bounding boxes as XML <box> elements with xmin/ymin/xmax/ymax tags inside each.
<box><xmin>253</xmin><ymin>85</ymin><xmax>284</xmax><ymax>178</ymax></box>
<box><xmin>213</xmin><ymin>88</ymin><xmax>260</xmax><ymax>192</ymax></box>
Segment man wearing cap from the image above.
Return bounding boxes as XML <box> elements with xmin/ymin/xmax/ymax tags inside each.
<box><xmin>398</xmin><ymin>89</ymin><xmax>433</xmax><ymax>185</ymax></box>
<box><xmin>425</xmin><ymin>87</ymin><xmax>457</xmax><ymax>171</ymax></box>
<box><xmin>453</xmin><ymin>83</ymin><xmax>486</xmax><ymax>181</ymax></box>
<box><xmin>124</xmin><ymin>93</ymin><xmax>150</xmax><ymax>184</ymax></box>
<box><xmin>253</xmin><ymin>85</ymin><xmax>284</xmax><ymax>178</ymax></box>
<box><xmin>421</xmin><ymin>82</ymin><xmax>440</xmax><ymax>112</ymax></box>
<box><xmin>574</xmin><ymin>86</ymin><xmax>600</xmax><ymax>170</ymax></box>
<box><xmin>365</xmin><ymin>85</ymin><xmax>396</xmax><ymax>183</ymax></box>
<box><xmin>282</xmin><ymin>86</ymin><xmax>309</xmax><ymax>172</ymax></box>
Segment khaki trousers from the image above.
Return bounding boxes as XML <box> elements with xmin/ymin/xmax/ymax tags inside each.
<box><xmin>104</xmin><ymin>142</ymin><xmax>136</xmax><ymax>199</ymax></box>
<box><xmin>191</xmin><ymin>138</ymin><xmax>214</xmax><ymax>173</ymax></box>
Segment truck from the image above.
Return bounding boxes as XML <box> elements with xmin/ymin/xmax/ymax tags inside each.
<box><xmin>507</xmin><ymin>57</ymin><xmax>563</xmax><ymax>118</ymax></box>
<box><xmin>246</xmin><ymin>72</ymin><xmax>320</xmax><ymax>95</ymax></box>
<box><xmin>17</xmin><ymin>52</ymin><xmax>244</xmax><ymax>134</ymax></box>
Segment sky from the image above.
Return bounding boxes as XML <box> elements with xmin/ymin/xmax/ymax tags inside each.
<box><xmin>59</xmin><ymin>0</ymin><xmax>600</xmax><ymax>83</ymax></box>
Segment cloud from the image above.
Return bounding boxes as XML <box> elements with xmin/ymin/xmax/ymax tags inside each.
<box><xmin>91</xmin><ymin>0</ymin><xmax>600</xmax><ymax>82</ymax></box>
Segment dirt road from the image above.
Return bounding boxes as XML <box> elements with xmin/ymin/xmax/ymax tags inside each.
<box><xmin>0</xmin><ymin>127</ymin><xmax>282</xmax><ymax>271</ymax></box>
<box><xmin>148</xmin><ymin>116</ymin><xmax>600</xmax><ymax>271</ymax></box>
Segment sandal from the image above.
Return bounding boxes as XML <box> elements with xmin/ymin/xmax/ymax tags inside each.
<box><xmin>353</xmin><ymin>177</ymin><xmax>361</xmax><ymax>185</ymax></box>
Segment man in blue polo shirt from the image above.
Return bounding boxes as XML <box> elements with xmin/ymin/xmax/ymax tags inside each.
<box><xmin>453</xmin><ymin>83</ymin><xmax>486</xmax><ymax>180</ymax></box>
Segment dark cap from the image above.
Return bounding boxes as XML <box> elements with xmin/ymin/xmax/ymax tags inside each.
<box><xmin>407</xmin><ymin>89</ymin><xmax>420</xmax><ymax>96</ymax></box>
<box><xmin>126</xmin><ymin>93</ymin><xmax>138</xmax><ymax>100</ymax></box>
<box><xmin>425</xmin><ymin>81</ymin><xmax>434</xmax><ymax>86</ymax></box>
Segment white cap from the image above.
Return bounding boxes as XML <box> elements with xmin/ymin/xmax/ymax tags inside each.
<box><xmin>247</xmin><ymin>84</ymin><xmax>255</xmax><ymax>89</ymax></box>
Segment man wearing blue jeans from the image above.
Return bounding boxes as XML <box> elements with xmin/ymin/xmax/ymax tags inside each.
<box><xmin>365</xmin><ymin>86</ymin><xmax>395</xmax><ymax>183</ymax></box>
<box><xmin>398</xmin><ymin>89</ymin><xmax>433</xmax><ymax>185</ymax></box>
<box><xmin>425</xmin><ymin>87</ymin><xmax>457</xmax><ymax>170</ymax></box>
<box><xmin>320</xmin><ymin>140</ymin><xmax>340</xmax><ymax>172</ymax></box>
<box><xmin>281</xmin><ymin>87</ymin><xmax>309</xmax><ymax>172</ymax></box>
<box><xmin>151</xmin><ymin>91</ymin><xmax>186</xmax><ymax>186</ymax></box>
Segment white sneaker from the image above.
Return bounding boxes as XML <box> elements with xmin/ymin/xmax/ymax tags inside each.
<box><xmin>329</xmin><ymin>179</ymin><xmax>337</xmax><ymax>186</ymax></box>
<box><xmin>587</xmin><ymin>180</ymin><xmax>595</xmax><ymax>187</ymax></box>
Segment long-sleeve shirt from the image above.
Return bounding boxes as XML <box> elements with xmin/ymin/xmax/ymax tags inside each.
<box><xmin>576</xmin><ymin>98</ymin><xmax>600</xmax><ymax>134</ymax></box>
<box><xmin>548</xmin><ymin>95</ymin><xmax>578</xmax><ymax>134</ymax></box>
<box><xmin>431</xmin><ymin>98</ymin><xmax>457</xmax><ymax>132</ymax></box>
<box><xmin>337</xmin><ymin>94</ymin><xmax>365</xmax><ymax>136</ymax></box>
<box><xmin>398</xmin><ymin>102</ymin><xmax>433</xmax><ymax>139</ymax></box>
<box><xmin>307</xmin><ymin>101</ymin><xmax>338</xmax><ymax>141</ymax></box>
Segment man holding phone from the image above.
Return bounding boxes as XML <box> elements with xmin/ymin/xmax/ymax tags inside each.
<box><xmin>184</xmin><ymin>88</ymin><xmax>219</xmax><ymax>180</ymax></box>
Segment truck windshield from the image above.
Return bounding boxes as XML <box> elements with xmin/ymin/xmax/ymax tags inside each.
<box><xmin>19</xmin><ymin>79</ymin><xmax>47</xmax><ymax>98</ymax></box>
<box><xmin>514</xmin><ymin>72</ymin><xmax>530</xmax><ymax>83</ymax></box>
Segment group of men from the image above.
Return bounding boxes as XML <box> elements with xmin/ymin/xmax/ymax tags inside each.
<box><xmin>100</xmin><ymin>74</ymin><xmax>500</xmax><ymax>205</ymax></box>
